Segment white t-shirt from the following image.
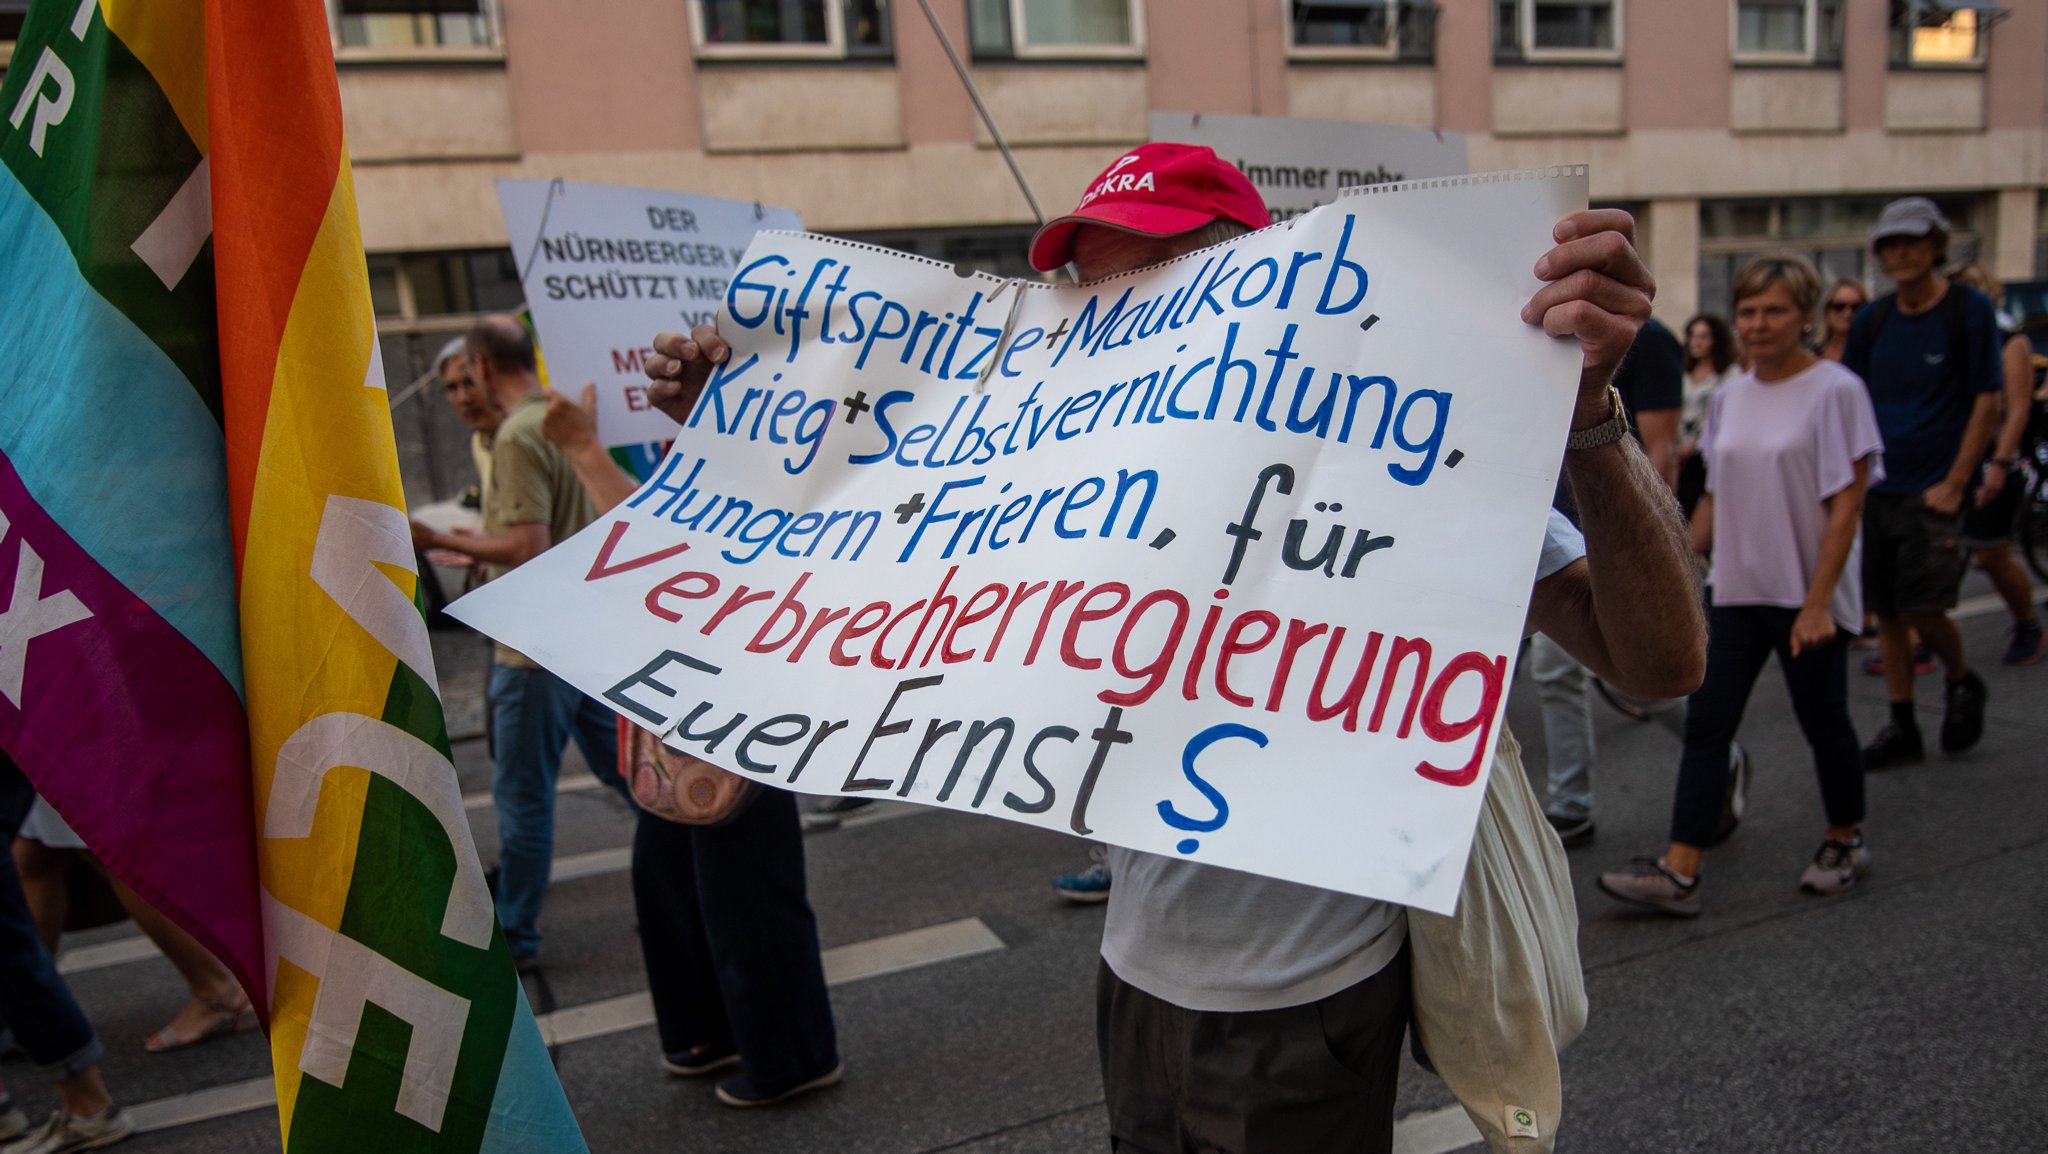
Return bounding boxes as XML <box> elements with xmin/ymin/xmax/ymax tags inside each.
<box><xmin>1681</xmin><ymin>366</ymin><xmax>1735</xmax><ymax>443</ymax></box>
<box><xmin>1700</xmin><ymin>360</ymin><xmax>1885</xmax><ymax>633</ymax></box>
<box><xmin>1100</xmin><ymin>511</ymin><xmax>1588</xmax><ymax>1013</ymax></box>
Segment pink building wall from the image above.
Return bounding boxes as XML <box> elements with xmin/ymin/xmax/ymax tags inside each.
<box><xmin>1144</xmin><ymin>0</ymin><xmax>1271</xmax><ymax>117</ymax></box>
<box><xmin>501</xmin><ymin>0</ymin><xmax>702</xmax><ymax>152</ymax></box>
<box><xmin>1840</xmin><ymin>0</ymin><xmax>1887</xmax><ymax>131</ymax></box>
<box><xmin>898</xmin><ymin>0</ymin><xmax>974</xmax><ymax>144</ymax></box>
<box><xmin>1625</xmin><ymin>0</ymin><xmax>1728</xmax><ymax>130</ymax></box>
<box><xmin>1987</xmin><ymin>0</ymin><xmax>2047</xmax><ymax>129</ymax></box>
<box><xmin>1433</xmin><ymin>0</ymin><xmax>1491</xmax><ymax>133</ymax></box>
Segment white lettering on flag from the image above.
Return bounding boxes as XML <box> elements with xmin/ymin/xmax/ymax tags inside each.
<box><xmin>132</xmin><ymin>157</ymin><xmax>214</xmax><ymax>292</ymax></box>
<box><xmin>0</xmin><ymin>510</ymin><xmax>93</xmax><ymax>709</ymax></box>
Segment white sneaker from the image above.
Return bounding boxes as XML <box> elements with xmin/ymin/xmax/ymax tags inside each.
<box><xmin>1798</xmin><ymin>838</ymin><xmax>1872</xmax><ymax>896</ymax></box>
<box><xmin>1</xmin><ymin>1107</ymin><xmax>133</xmax><ymax>1154</ymax></box>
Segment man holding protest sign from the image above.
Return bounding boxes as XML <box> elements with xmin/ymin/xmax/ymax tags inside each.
<box><xmin>636</xmin><ymin>144</ymin><xmax>1704</xmax><ymax>1152</ymax></box>
<box><xmin>411</xmin><ymin>316</ymin><xmax>632</xmax><ymax>971</ymax></box>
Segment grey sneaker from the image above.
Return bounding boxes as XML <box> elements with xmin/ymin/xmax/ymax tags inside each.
<box><xmin>714</xmin><ymin>1063</ymin><xmax>844</xmax><ymax>1108</ymax></box>
<box><xmin>1799</xmin><ymin>838</ymin><xmax>1872</xmax><ymax>896</ymax></box>
<box><xmin>1597</xmin><ymin>857</ymin><xmax>1701</xmax><ymax>918</ymax></box>
<box><xmin>1544</xmin><ymin>810</ymin><xmax>1595</xmax><ymax>848</ymax></box>
<box><xmin>1</xmin><ymin>1107</ymin><xmax>133</xmax><ymax>1154</ymax></box>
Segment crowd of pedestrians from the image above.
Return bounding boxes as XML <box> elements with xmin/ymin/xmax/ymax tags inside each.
<box><xmin>0</xmin><ymin>158</ymin><xmax>2036</xmax><ymax>1154</ymax></box>
<box><xmin>1596</xmin><ymin>197</ymin><xmax>2041</xmax><ymax>921</ymax></box>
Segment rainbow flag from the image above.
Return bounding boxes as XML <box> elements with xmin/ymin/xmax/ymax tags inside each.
<box><xmin>0</xmin><ymin>1</ymin><xmax>586</xmax><ymax>1148</ymax></box>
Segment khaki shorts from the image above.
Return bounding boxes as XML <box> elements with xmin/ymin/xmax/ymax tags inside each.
<box><xmin>1862</xmin><ymin>491</ymin><xmax>1966</xmax><ymax>617</ymax></box>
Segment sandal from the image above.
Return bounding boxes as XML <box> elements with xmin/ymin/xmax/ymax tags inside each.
<box><xmin>144</xmin><ymin>989</ymin><xmax>253</xmax><ymax>1053</ymax></box>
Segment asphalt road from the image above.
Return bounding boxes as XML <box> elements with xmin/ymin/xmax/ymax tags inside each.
<box><xmin>18</xmin><ymin>577</ymin><xmax>2042</xmax><ymax>1153</ymax></box>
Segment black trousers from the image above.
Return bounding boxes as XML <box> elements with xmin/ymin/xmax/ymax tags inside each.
<box><xmin>1097</xmin><ymin>944</ymin><xmax>1411</xmax><ymax>1154</ymax></box>
<box><xmin>631</xmin><ymin>788</ymin><xmax>838</xmax><ymax>1093</ymax></box>
<box><xmin>1671</xmin><ymin>603</ymin><xmax>1865</xmax><ymax>848</ymax></box>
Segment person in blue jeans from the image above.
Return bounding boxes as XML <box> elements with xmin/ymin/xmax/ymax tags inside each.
<box><xmin>411</xmin><ymin>319</ymin><xmax>633</xmax><ymax>967</ymax></box>
<box><xmin>0</xmin><ymin>754</ymin><xmax>133</xmax><ymax>1153</ymax></box>
<box><xmin>485</xmin><ymin>664</ymin><xmax>629</xmax><ymax>967</ymax></box>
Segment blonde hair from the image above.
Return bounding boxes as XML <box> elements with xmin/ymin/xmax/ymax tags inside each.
<box><xmin>1949</xmin><ymin>261</ymin><xmax>2002</xmax><ymax>306</ymax></box>
<box><xmin>1732</xmin><ymin>253</ymin><xmax>1823</xmax><ymax>316</ymax></box>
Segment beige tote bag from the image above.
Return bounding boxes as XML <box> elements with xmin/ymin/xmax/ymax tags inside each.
<box><xmin>1409</xmin><ymin>726</ymin><xmax>1588</xmax><ymax>1153</ymax></box>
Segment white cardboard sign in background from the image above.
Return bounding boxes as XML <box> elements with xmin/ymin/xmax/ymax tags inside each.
<box><xmin>454</xmin><ymin>169</ymin><xmax>1587</xmax><ymax>914</ymax></box>
<box><xmin>1152</xmin><ymin>112</ymin><xmax>1469</xmax><ymax>224</ymax></box>
<box><xmin>497</xmin><ymin>179</ymin><xmax>802</xmax><ymax>447</ymax></box>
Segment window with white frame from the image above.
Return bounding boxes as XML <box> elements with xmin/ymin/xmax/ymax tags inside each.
<box><xmin>1732</xmin><ymin>0</ymin><xmax>1846</xmax><ymax>64</ymax></box>
<box><xmin>1495</xmin><ymin>0</ymin><xmax>1621</xmax><ymax>61</ymax></box>
<box><xmin>694</xmin><ymin>0</ymin><xmax>892</xmax><ymax>60</ymax></box>
<box><xmin>1889</xmin><ymin>0</ymin><xmax>2004</xmax><ymax>67</ymax></box>
<box><xmin>1734</xmin><ymin>0</ymin><xmax>1809</xmax><ymax>59</ymax></box>
<box><xmin>331</xmin><ymin>0</ymin><xmax>498</xmax><ymax>52</ymax></box>
<box><xmin>967</xmin><ymin>0</ymin><xmax>1143</xmax><ymax>60</ymax></box>
<box><xmin>1286</xmin><ymin>0</ymin><xmax>1440</xmax><ymax>62</ymax></box>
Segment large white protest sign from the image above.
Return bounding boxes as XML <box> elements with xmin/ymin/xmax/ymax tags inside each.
<box><xmin>1152</xmin><ymin>112</ymin><xmax>1468</xmax><ymax>223</ymax></box>
<box><xmin>497</xmin><ymin>179</ymin><xmax>802</xmax><ymax>447</ymax></box>
<box><xmin>451</xmin><ymin>169</ymin><xmax>1587</xmax><ymax>914</ymax></box>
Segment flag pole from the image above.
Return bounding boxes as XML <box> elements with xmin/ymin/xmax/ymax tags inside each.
<box><xmin>913</xmin><ymin>0</ymin><xmax>1046</xmax><ymax>227</ymax></box>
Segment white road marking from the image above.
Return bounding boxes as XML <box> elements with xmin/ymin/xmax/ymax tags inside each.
<box><xmin>59</xmin><ymin>844</ymin><xmax>632</xmax><ymax>977</ymax></box>
<box><xmin>1393</xmin><ymin>1103</ymin><xmax>1484</xmax><ymax>1154</ymax></box>
<box><xmin>56</xmin><ymin>933</ymin><xmax>162</xmax><ymax>975</ymax></box>
<box><xmin>550</xmin><ymin>846</ymin><xmax>631</xmax><ymax>884</ymax></box>
<box><xmin>130</xmin><ymin>1075</ymin><xmax>276</xmax><ymax>1136</ymax></box>
<box><xmin>1954</xmin><ymin>592</ymin><xmax>2004</xmax><ymax>621</ymax></box>
<box><xmin>534</xmin><ymin>916</ymin><xmax>1004</xmax><ymax>1048</ymax></box>
<box><xmin>60</xmin><ymin>801</ymin><xmax>933</xmax><ymax>977</ymax></box>
<box><xmin>118</xmin><ymin>916</ymin><xmax>1008</xmax><ymax>1135</ymax></box>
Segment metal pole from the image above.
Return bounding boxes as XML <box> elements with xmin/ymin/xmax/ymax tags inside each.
<box><xmin>914</xmin><ymin>0</ymin><xmax>1046</xmax><ymax>227</ymax></box>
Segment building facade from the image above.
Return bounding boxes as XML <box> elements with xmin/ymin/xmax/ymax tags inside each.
<box><xmin>5</xmin><ymin>0</ymin><xmax>2044</xmax><ymax>503</ymax></box>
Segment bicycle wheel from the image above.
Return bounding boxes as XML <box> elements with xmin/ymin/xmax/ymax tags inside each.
<box><xmin>2023</xmin><ymin>473</ymin><xmax>2048</xmax><ymax>582</ymax></box>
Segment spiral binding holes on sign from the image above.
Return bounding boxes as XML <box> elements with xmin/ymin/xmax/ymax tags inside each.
<box><xmin>1334</xmin><ymin>165</ymin><xmax>1590</xmax><ymax>203</ymax></box>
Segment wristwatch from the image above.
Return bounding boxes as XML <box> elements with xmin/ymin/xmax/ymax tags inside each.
<box><xmin>1566</xmin><ymin>386</ymin><xmax>1628</xmax><ymax>451</ymax></box>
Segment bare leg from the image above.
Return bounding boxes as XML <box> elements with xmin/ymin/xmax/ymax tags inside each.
<box><xmin>53</xmin><ymin>1065</ymin><xmax>111</xmax><ymax>1121</ymax></box>
<box><xmin>1875</xmin><ymin>615</ymin><xmax>1918</xmax><ymax>702</ymax></box>
<box><xmin>92</xmin><ymin>862</ymin><xmax>244</xmax><ymax>1049</ymax></box>
<box><xmin>1666</xmin><ymin>842</ymin><xmax>1703</xmax><ymax>878</ymax></box>
<box><xmin>12</xmin><ymin>839</ymin><xmax>72</xmax><ymax>958</ymax></box>
<box><xmin>1904</xmin><ymin>611</ymin><xmax>1968</xmax><ymax>683</ymax></box>
<box><xmin>1974</xmin><ymin>545</ymin><xmax>2040</xmax><ymax>626</ymax></box>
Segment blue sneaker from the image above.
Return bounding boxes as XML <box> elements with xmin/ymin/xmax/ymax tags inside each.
<box><xmin>2004</xmin><ymin>619</ymin><xmax>2043</xmax><ymax>666</ymax></box>
<box><xmin>1053</xmin><ymin>862</ymin><xmax>1112</xmax><ymax>904</ymax></box>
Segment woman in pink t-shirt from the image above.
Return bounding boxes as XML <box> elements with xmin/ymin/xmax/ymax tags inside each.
<box><xmin>1600</xmin><ymin>254</ymin><xmax>1885</xmax><ymax>916</ymax></box>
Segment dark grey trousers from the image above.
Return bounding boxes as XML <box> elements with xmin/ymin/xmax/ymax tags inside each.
<box><xmin>1097</xmin><ymin>942</ymin><xmax>1411</xmax><ymax>1154</ymax></box>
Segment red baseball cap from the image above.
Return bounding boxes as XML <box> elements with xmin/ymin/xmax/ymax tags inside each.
<box><xmin>1028</xmin><ymin>142</ymin><xmax>1271</xmax><ymax>272</ymax></box>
